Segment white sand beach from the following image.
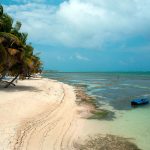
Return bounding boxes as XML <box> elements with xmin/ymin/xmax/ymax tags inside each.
<box><xmin>0</xmin><ymin>78</ymin><xmax>88</xmax><ymax>150</ymax></box>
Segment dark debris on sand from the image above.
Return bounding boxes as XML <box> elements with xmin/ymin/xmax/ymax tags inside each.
<box><xmin>74</xmin><ymin>134</ymin><xmax>141</xmax><ymax>150</ymax></box>
<box><xmin>75</xmin><ymin>85</ymin><xmax>115</xmax><ymax>120</ymax></box>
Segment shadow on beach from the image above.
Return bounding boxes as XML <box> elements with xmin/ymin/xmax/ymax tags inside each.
<box><xmin>0</xmin><ymin>77</ymin><xmax>43</xmax><ymax>92</ymax></box>
<box><xmin>0</xmin><ymin>84</ymin><xmax>41</xmax><ymax>92</ymax></box>
<box><xmin>27</xmin><ymin>78</ymin><xmax>42</xmax><ymax>81</ymax></box>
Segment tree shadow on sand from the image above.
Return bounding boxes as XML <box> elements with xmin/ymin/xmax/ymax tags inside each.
<box><xmin>0</xmin><ymin>84</ymin><xmax>42</xmax><ymax>92</ymax></box>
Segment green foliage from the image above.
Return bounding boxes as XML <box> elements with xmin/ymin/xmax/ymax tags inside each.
<box><xmin>0</xmin><ymin>5</ymin><xmax>3</xmax><ymax>16</ymax></box>
<box><xmin>0</xmin><ymin>13</ymin><xmax>13</xmax><ymax>32</ymax></box>
<box><xmin>0</xmin><ymin>5</ymin><xmax>42</xmax><ymax>87</ymax></box>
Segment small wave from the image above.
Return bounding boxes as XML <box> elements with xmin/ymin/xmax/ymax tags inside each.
<box><xmin>84</xmin><ymin>79</ymin><xmax>107</xmax><ymax>81</ymax></box>
<box><xmin>142</xmin><ymin>94</ymin><xmax>150</xmax><ymax>97</ymax></box>
<box><xmin>121</xmin><ymin>84</ymin><xmax>150</xmax><ymax>89</ymax></box>
<box><xmin>121</xmin><ymin>84</ymin><xmax>131</xmax><ymax>86</ymax></box>
<box><xmin>132</xmin><ymin>85</ymin><xmax>150</xmax><ymax>89</ymax></box>
<box><xmin>109</xmin><ymin>87</ymin><xmax>122</xmax><ymax>90</ymax></box>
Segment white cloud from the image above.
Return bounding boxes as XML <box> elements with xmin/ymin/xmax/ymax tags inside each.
<box><xmin>4</xmin><ymin>0</ymin><xmax>150</xmax><ymax>49</ymax></box>
<box><xmin>75</xmin><ymin>53</ymin><xmax>89</xmax><ymax>61</ymax></box>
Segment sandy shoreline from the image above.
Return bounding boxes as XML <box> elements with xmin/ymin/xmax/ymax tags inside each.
<box><xmin>0</xmin><ymin>78</ymin><xmax>86</xmax><ymax>150</ymax></box>
<box><xmin>0</xmin><ymin>77</ymin><xmax>141</xmax><ymax>150</ymax></box>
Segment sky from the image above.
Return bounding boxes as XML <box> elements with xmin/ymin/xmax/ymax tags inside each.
<box><xmin>1</xmin><ymin>0</ymin><xmax>150</xmax><ymax>72</ymax></box>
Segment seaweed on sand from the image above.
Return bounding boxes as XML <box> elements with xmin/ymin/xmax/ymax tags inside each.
<box><xmin>88</xmin><ymin>109</ymin><xmax>115</xmax><ymax>120</ymax></box>
<box><xmin>74</xmin><ymin>134</ymin><xmax>141</xmax><ymax>150</ymax></box>
<box><xmin>75</xmin><ymin>85</ymin><xmax>115</xmax><ymax>120</ymax></box>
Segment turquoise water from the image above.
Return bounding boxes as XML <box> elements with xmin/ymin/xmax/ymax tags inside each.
<box><xmin>109</xmin><ymin>107</ymin><xmax>150</xmax><ymax>150</ymax></box>
<box><xmin>43</xmin><ymin>72</ymin><xmax>150</xmax><ymax>149</ymax></box>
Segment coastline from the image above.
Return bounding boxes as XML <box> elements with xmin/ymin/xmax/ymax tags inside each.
<box><xmin>0</xmin><ymin>77</ymin><xmax>82</xmax><ymax>149</ymax></box>
<box><xmin>0</xmin><ymin>77</ymin><xmax>141</xmax><ymax>150</ymax></box>
<box><xmin>1</xmin><ymin>77</ymin><xmax>109</xmax><ymax>150</ymax></box>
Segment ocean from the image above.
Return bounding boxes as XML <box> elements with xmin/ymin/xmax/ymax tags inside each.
<box><xmin>43</xmin><ymin>72</ymin><xmax>150</xmax><ymax>150</ymax></box>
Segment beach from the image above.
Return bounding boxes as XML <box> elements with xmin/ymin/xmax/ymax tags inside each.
<box><xmin>43</xmin><ymin>72</ymin><xmax>150</xmax><ymax>150</ymax></box>
<box><xmin>1</xmin><ymin>1</ymin><xmax>150</xmax><ymax>149</ymax></box>
<box><xmin>0</xmin><ymin>78</ymin><xmax>87</xmax><ymax>150</ymax></box>
<box><xmin>0</xmin><ymin>77</ymin><xmax>115</xmax><ymax>150</ymax></box>
<box><xmin>0</xmin><ymin>75</ymin><xmax>148</xmax><ymax>150</ymax></box>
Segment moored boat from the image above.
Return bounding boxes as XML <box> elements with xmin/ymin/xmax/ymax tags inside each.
<box><xmin>131</xmin><ymin>98</ymin><xmax>149</xmax><ymax>106</ymax></box>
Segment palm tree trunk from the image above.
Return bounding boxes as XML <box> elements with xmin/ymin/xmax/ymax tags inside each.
<box><xmin>0</xmin><ymin>68</ymin><xmax>8</xmax><ymax>81</ymax></box>
<box><xmin>0</xmin><ymin>73</ymin><xmax>6</xmax><ymax>81</ymax></box>
<box><xmin>4</xmin><ymin>74</ymin><xmax>19</xmax><ymax>88</ymax></box>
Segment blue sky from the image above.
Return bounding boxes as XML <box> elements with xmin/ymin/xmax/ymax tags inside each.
<box><xmin>1</xmin><ymin>0</ymin><xmax>150</xmax><ymax>72</ymax></box>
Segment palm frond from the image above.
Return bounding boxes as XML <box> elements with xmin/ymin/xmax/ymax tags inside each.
<box><xmin>8</xmin><ymin>48</ymin><xmax>19</xmax><ymax>56</ymax></box>
<box><xmin>0</xmin><ymin>32</ymin><xmax>22</xmax><ymax>46</ymax></box>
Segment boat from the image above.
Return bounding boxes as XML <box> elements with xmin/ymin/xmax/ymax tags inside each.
<box><xmin>131</xmin><ymin>98</ymin><xmax>149</xmax><ymax>106</ymax></box>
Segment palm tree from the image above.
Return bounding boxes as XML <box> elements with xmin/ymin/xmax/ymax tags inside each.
<box><xmin>0</xmin><ymin>8</ymin><xmax>14</xmax><ymax>81</ymax></box>
<box><xmin>0</xmin><ymin>5</ymin><xmax>42</xmax><ymax>88</ymax></box>
<box><xmin>0</xmin><ymin>32</ymin><xmax>25</xmax><ymax>87</ymax></box>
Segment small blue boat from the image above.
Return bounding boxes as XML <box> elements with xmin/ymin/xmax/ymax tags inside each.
<box><xmin>131</xmin><ymin>98</ymin><xmax>149</xmax><ymax>106</ymax></box>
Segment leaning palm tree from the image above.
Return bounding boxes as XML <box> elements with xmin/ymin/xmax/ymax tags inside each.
<box><xmin>0</xmin><ymin>5</ymin><xmax>24</xmax><ymax>86</ymax></box>
<box><xmin>0</xmin><ymin>5</ymin><xmax>42</xmax><ymax>88</ymax></box>
<box><xmin>0</xmin><ymin>32</ymin><xmax>25</xmax><ymax>87</ymax></box>
<box><xmin>0</xmin><ymin>5</ymin><xmax>15</xmax><ymax>79</ymax></box>
<box><xmin>0</xmin><ymin>21</ymin><xmax>14</xmax><ymax>81</ymax></box>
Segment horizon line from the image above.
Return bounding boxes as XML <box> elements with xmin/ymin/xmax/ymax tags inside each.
<box><xmin>43</xmin><ymin>70</ymin><xmax>150</xmax><ymax>73</ymax></box>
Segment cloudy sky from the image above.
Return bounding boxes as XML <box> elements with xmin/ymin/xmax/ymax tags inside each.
<box><xmin>1</xmin><ymin>0</ymin><xmax>150</xmax><ymax>71</ymax></box>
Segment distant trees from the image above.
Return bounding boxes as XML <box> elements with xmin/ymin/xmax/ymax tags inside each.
<box><xmin>0</xmin><ymin>5</ymin><xmax>42</xmax><ymax>88</ymax></box>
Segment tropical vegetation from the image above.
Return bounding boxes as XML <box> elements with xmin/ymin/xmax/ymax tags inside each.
<box><xmin>0</xmin><ymin>5</ymin><xmax>42</xmax><ymax>88</ymax></box>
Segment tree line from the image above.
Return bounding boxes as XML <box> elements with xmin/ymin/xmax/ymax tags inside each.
<box><xmin>0</xmin><ymin>5</ymin><xmax>42</xmax><ymax>88</ymax></box>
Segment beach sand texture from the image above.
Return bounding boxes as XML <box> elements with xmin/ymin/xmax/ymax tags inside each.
<box><xmin>0</xmin><ymin>78</ymin><xmax>84</xmax><ymax>150</ymax></box>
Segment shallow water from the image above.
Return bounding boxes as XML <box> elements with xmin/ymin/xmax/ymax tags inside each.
<box><xmin>109</xmin><ymin>107</ymin><xmax>150</xmax><ymax>150</ymax></box>
<box><xmin>43</xmin><ymin>72</ymin><xmax>150</xmax><ymax>150</ymax></box>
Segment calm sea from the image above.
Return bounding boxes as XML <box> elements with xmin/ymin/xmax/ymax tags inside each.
<box><xmin>43</xmin><ymin>72</ymin><xmax>150</xmax><ymax>150</ymax></box>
